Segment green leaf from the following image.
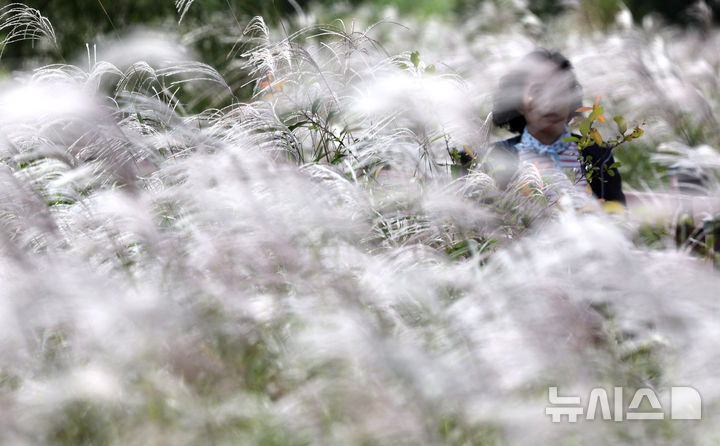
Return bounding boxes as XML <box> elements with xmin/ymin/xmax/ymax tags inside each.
<box><xmin>562</xmin><ymin>136</ymin><xmax>580</xmax><ymax>143</ymax></box>
<box><xmin>613</xmin><ymin>115</ymin><xmax>627</xmax><ymax>134</ymax></box>
<box><xmin>411</xmin><ymin>51</ymin><xmax>420</xmax><ymax>68</ymax></box>
<box><xmin>580</xmin><ymin>117</ymin><xmax>591</xmax><ymax>137</ymax></box>
<box><xmin>630</xmin><ymin>126</ymin><xmax>644</xmax><ymax>139</ymax></box>
<box><xmin>287</xmin><ymin>121</ymin><xmax>309</xmax><ymax>131</ymax></box>
<box><xmin>331</xmin><ymin>150</ymin><xmax>346</xmax><ymax>164</ymax></box>
<box><xmin>588</xmin><ymin>106</ymin><xmax>604</xmax><ymax>122</ymax></box>
<box><xmin>447</xmin><ymin>147</ymin><xmax>457</xmax><ymax>161</ymax></box>
<box><xmin>311</xmin><ymin>98</ymin><xmax>321</xmax><ymax>115</ymax></box>
<box><xmin>326</xmin><ymin>110</ymin><xmax>338</xmax><ymax>123</ymax></box>
<box><xmin>425</xmin><ymin>64</ymin><xmax>436</xmax><ymax>74</ymax></box>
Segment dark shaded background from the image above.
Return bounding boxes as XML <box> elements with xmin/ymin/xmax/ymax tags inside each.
<box><xmin>2</xmin><ymin>0</ymin><xmax>718</xmax><ymax>70</ymax></box>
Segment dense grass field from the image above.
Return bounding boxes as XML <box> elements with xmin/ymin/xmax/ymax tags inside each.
<box><xmin>1</xmin><ymin>2</ymin><xmax>720</xmax><ymax>444</ymax></box>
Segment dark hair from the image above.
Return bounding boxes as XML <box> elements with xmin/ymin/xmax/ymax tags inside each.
<box><xmin>492</xmin><ymin>49</ymin><xmax>583</xmax><ymax>134</ymax></box>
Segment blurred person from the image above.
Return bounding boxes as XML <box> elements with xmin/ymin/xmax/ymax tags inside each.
<box><xmin>469</xmin><ymin>49</ymin><xmax>626</xmax><ymax>207</ymax></box>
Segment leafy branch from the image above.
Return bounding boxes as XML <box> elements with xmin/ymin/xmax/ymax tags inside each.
<box><xmin>563</xmin><ymin>95</ymin><xmax>644</xmax><ymax>182</ymax></box>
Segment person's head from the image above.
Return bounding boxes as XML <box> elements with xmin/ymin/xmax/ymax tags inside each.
<box><xmin>492</xmin><ymin>49</ymin><xmax>583</xmax><ymax>144</ymax></box>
